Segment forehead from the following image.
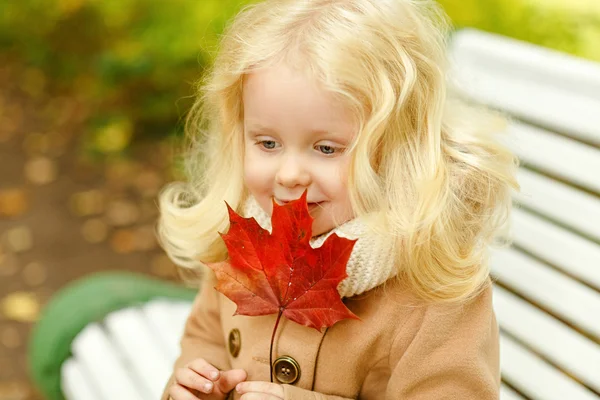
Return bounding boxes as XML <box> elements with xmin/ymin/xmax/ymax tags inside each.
<box><xmin>242</xmin><ymin>63</ymin><xmax>356</xmax><ymax>136</ymax></box>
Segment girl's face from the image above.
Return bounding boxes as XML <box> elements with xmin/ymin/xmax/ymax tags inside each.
<box><xmin>243</xmin><ymin>63</ymin><xmax>357</xmax><ymax>236</ymax></box>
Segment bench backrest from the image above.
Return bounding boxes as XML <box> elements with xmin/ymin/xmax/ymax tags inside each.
<box><xmin>449</xmin><ymin>29</ymin><xmax>600</xmax><ymax>400</ymax></box>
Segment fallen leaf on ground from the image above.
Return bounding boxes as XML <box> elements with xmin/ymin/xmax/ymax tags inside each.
<box><xmin>24</xmin><ymin>157</ymin><xmax>57</xmax><ymax>185</ymax></box>
<box><xmin>0</xmin><ymin>248</ymin><xmax>19</xmax><ymax>277</ymax></box>
<box><xmin>1</xmin><ymin>325</ymin><xmax>22</xmax><ymax>349</ymax></box>
<box><xmin>81</xmin><ymin>218</ymin><xmax>108</xmax><ymax>243</ymax></box>
<box><xmin>110</xmin><ymin>229</ymin><xmax>136</xmax><ymax>253</ymax></box>
<box><xmin>134</xmin><ymin>169</ymin><xmax>162</xmax><ymax>198</ymax></box>
<box><xmin>0</xmin><ymin>189</ymin><xmax>28</xmax><ymax>218</ymax></box>
<box><xmin>22</xmin><ymin>262</ymin><xmax>46</xmax><ymax>287</ymax></box>
<box><xmin>105</xmin><ymin>199</ymin><xmax>140</xmax><ymax>227</ymax></box>
<box><xmin>69</xmin><ymin>190</ymin><xmax>105</xmax><ymax>217</ymax></box>
<box><xmin>0</xmin><ymin>381</ymin><xmax>30</xmax><ymax>400</ymax></box>
<box><xmin>1</xmin><ymin>292</ymin><xmax>39</xmax><ymax>323</ymax></box>
<box><xmin>3</xmin><ymin>226</ymin><xmax>33</xmax><ymax>253</ymax></box>
<box><xmin>133</xmin><ymin>225</ymin><xmax>157</xmax><ymax>251</ymax></box>
<box><xmin>22</xmin><ymin>133</ymin><xmax>50</xmax><ymax>155</ymax></box>
<box><xmin>151</xmin><ymin>254</ymin><xmax>177</xmax><ymax>278</ymax></box>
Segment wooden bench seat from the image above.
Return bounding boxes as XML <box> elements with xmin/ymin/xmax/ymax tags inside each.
<box><xmin>51</xmin><ymin>29</ymin><xmax>600</xmax><ymax>400</ymax></box>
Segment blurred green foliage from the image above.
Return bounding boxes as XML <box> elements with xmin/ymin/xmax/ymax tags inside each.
<box><xmin>439</xmin><ymin>0</ymin><xmax>600</xmax><ymax>61</ymax></box>
<box><xmin>0</xmin><ymin>0</ymin><xmax>598</xmax><ymax>155</ymax></box>
<box><xmin>0</xmin><ymin>0</ymin><xmax>253</xmax><ymax>155</ymax></box>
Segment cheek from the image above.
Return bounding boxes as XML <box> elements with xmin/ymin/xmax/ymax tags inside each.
<box><xmin>243</xmin><ymin>150</ymin><xmax>271</xmax><ymax>192</ymax></box>
<box><xmin>244</xmin><ymin>152</ymin><xmax>276</xmax><ymax>215</ymax></box>
<box><xmin>339</xmin><ymin>156</ymin><xmax>351</xmax><ymax>180</ymax></box>
<box><xmin>324</xmin><ymin>158</ymin><xmax>351</xmax><ymax>199</ymax></box>
<box><xmin>243</xmin><ymin>158</ymin><xmax>259</xmax><ymax>189</ymax></box>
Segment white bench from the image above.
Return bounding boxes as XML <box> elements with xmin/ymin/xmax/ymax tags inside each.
<box><xmin>53</xmin><ymin>29</ymin><xmax>600</xmax><ymax>400</ymax></box>
<box><xmin>449</xmin><ymin>29</ymin><xmax>600</xmax><ymax>400</ymax></box>
<box><xmin>60</xmin><ymin>299</ymin><xmax>193</xmax><ymax>400</ymax></box>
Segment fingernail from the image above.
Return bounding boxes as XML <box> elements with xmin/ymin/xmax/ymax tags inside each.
<box><xmin>204</xmin><ymin>382</ymin><xmax>213</xmax><ymax>392</ymax></box>
<box><xmin>236</xmin><ymin>383</ymin><xmax>242</xmax><ymax>392</ymax></box>
<box><xmin>210</xmin><ymin>371</ymin><xmax>219</xmax><ymax>380</ymax></box>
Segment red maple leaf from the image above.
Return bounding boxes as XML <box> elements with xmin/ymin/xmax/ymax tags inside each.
<box><xmin>206</xmin><ymin>191</ymin><xmax>360</xmax><ymax>331</ymax></box>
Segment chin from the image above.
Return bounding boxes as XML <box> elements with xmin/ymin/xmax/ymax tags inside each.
<box><xmin>311</xmin><ymin>221</ymin><xmax>333</xmax><ymax>237</ymax></box>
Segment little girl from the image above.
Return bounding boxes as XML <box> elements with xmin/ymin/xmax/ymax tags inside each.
<box><xmin>158</xmin><ymin>0</ymin><xmax>518</xmax><ymax>399</ymax></box>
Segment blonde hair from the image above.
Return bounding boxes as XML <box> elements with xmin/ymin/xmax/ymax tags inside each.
<box><xmin>158</xmin><ymin>0</ymin><xmax>519</xmax><ymax>303</ymax></box>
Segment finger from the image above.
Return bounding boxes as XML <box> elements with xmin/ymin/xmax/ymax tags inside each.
<box><xmin>217</xmin><ymin>369</ymin><xmax>248</xmax><ymax>393</ymax></box>
<box><xmin>174</xmin><ymin>368</ymin><xmax>215</xmax><ymax>394</ymax></box>
<box><xmin>186</xmin><ymin>359</ymin><xmax>220</xmax><ymax>381</ymax></box>
<box><xmin>168</xmin><ymin>383</ymin><xmax>201</xmax><ymax>400</ymax></box>
<box><xmin>236</xmin><ymin>381</ymin><xmax>284</xmax><ymax>397</ymax></box>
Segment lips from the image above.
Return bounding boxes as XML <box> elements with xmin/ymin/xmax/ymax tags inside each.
<box><xmin>274</xmin><ymin>198</ymin><xmax>323</xmax><ymax>210</ymax></box>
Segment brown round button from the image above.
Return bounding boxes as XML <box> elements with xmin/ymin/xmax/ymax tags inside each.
<box><xmin>228</xmin><ymin>328</ymin><xmax>241</xmax><ymax>358</ymax></box>
<box><xmin>273</xmin><ymin>356</ymin><xmax>300</xmax><ymax>384</ymax></box>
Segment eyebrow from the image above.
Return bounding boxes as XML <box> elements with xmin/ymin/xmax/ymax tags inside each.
<box><xmin>245</xmin><ymin>124</ymin><xmax>277</xmax><ymax>135</ymax></box>
<box><xmin>245</xmin><ymin>124</ymin><xmax>348</xmax><ymax>143</ymax></box>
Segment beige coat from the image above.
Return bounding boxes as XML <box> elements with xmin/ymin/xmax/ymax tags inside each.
<box><xmin>162</xmin><ymin>272</ymin><xmax>500</xmax><ymax>399</ymax></box>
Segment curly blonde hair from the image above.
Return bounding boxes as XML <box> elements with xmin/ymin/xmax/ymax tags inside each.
<box><xmin>158</xmin><ymin>0</ymin><xmax>519</xmax><ymax>303</ymax></box>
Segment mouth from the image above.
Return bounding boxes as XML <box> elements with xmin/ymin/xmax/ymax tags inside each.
<box><xmin>274</xmin><ymin>198</ymin><xmax>325</xmax><ymax>211</ymax></box>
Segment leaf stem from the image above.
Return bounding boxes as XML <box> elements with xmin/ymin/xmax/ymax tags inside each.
<box><xmin>270</xmin><ymin>309</ymin><xmax>284</xmax><ymax>383</ymax></box>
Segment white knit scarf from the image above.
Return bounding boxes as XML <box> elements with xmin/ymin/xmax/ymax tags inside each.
<box><xmin>241</xmin><ymin>196</ymin><xmax>398</xmax><ymax>298</ymax></box>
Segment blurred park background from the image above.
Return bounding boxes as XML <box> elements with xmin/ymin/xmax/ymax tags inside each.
<box><xmin>0</xmin><ymin>0</ymin><xmax>599</xmax><ymax>398</ymax></box>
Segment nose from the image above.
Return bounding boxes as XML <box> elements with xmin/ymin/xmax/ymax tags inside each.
<box><xmin>275</xmin><ymin>153</ymin><xmax>311</xmax><ymax>188</ymax></box>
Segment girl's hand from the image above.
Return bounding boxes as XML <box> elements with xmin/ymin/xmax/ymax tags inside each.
<box><xmin>168</xmin><ymin>358</ymin><xmax>247</xmax><ymax>400</ymax></box>
<box><xmin>235</xmin><ymin>381</ymin><xmax>284</xmax><ymax>400</ymax></box>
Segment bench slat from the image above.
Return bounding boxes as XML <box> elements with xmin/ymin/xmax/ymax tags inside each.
<box><xmin>141</xmin><ymin>299</ymin><xmax>190</xmax><ymax>363</ymax></box>
<box><xmin>490</xmin><ymin>248</ymin><xmax>600</xmax><ymax>339</ymax></box>
<box><xmin>450</xmin><ymin>29</ymin><xmax>600</xmax><ymax>95</ymax></box>
<box><xmin>104</xmin><ymin>307</ymin><xmax>175</xmax><ymax>399</ymax></box>
<box><xmin>169</xmin><ymin>300</ymin><xmax>194</xmax><ymax>329</ymax></box>
<box><xmin>500</xmin><ymin>334</ymin><xmax>599</xmax><ymax>400</ymax></box>
<box><xmin>500</xmin><ymin>384</ymin><xmax>526</xmax><ymax>400</ymax></box>
<box><xmin>61</xmin><ymin>359</ymin><xmax>104</xmax><ymax>400</ymax></box>
<box><xmin>507</xmin><ymin>122</ymin><xmax>600</xmax><ymax>194</ymax></box>
<box><xmin>493</xmin><ymin>286</ymin><xmax>600</xmax><ymax>391</ymax></box>
<box><xmin>512</xmin><ymin>207</ymin><xmax>600</xmax><ymax>289</ymax></box>
<box><xmin>71</xmin><ymin>323</ymin><xmax>148</xmax><ymax>400</ymax></box>
<box><xmin>514</xmin><ymin>169</ymin><xmax>600</xmax><ymax>242</ymax></box>
<box><xmin>450</xmin><ymin>62</ymin><xmax>600</xmax><ymax>145</ymax></box>
<box><xmin>449</xmin><ymin>29</ymin><xmax>600</xmax><ymax>145</ymax></box>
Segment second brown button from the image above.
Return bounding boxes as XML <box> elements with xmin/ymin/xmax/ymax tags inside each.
<box><xmin>273</xmin><ymin>355</ymin><xmax>300</xmax><ymax>385</ymax></box>
<box><xmin>228</xmin><ymin>328</ymin><xmax>241</xmax><ymax>357</ymax></box>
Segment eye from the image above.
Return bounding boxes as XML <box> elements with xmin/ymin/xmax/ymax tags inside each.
<box><xmin>316</xmin><ymin>145</ymin><xmax>336</xmax><ymax>155</ymax></box>
<box><xmin>257</xmin><ymin>140</ymin><xmax>278</xmax><ymax>150</ymax></box>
